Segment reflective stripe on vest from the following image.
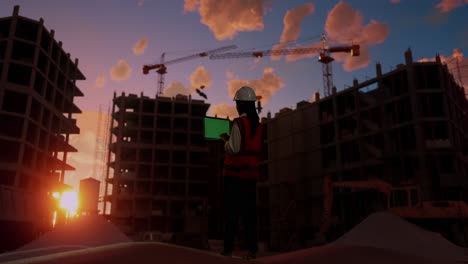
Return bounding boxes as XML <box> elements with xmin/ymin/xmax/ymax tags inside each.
<box><xmin>224</xmin><ymin>116</ymin><xmax>262</xmax><ymax>180</ymax></box>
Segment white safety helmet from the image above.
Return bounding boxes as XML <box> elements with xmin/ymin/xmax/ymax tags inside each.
<box><xmin>233</xmin><ymin>86</ymin><xmax>257</xmax><ymax>101</ymax></box>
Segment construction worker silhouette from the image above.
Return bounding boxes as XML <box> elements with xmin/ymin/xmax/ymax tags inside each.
<box><xmin>220</xmin><ymin>86</ymin><xmax>262</xmax><ymax>260</ymax></box>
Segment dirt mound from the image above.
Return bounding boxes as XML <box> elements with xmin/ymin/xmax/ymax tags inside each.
<box><xmin>331</xmin><ymin>211</ymin><xmax>466</xmax><ymax>262</ymax></box>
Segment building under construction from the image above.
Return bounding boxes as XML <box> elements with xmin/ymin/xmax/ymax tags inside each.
<box><xmin>105</xmin><ymin>92</ymin><xmax>225</xmax><ymax>245</ymax></box>
<box><xmin>0</xmin><ymin>6</ymin><xmax>84</xmax><ymax>251</ymax></box>
<box><xmin>261</xmin><ymin>49</ymin><xmax>468</xmax><ymax>250</ymax></box>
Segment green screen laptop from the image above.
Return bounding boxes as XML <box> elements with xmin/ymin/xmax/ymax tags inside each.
<box><xmin>204</xmin><ymin>117</ymin><xmax>231</xmax><ymax>140</ymax></box>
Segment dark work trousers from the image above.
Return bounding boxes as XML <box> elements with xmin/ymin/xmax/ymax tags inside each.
<box><xmin>223</xmin><ymin>176</ymin><xmax>258</xmax><ymax>254</ymax></box>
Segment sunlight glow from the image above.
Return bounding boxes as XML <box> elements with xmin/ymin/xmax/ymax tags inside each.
<box><xmin>59</xmin><ymin>191</ymin><xmax>79</xmax><ymax>217</ymax></box>
<box><xmin>52</xmin><ymin>210</ymin><xmax>57</xmax><ymax>228</ymax></box>
<box><xmin>52</xmin><ymin>192</ymin><xmax>60</xmax><ymax>199</ymax></box>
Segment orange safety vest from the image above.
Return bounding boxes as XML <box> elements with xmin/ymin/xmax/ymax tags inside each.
<box><xmin>223</xmin><ymin>116</ymin><xmax>263</xmax><ymax>180</ymax></box>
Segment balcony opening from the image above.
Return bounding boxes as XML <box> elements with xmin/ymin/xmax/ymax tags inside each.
<box><xmin>51</xmin><ymin>42</ymin><xmax>59</xmax><ymax>63</ymax></box>
<box><xmin>0</xmin><ymin>169</ymin><xmax>15</xmax><ymax>186</ymax></box>
<box><xmin>190</xmin><ymin>134</ymin><xmax>205</xmax><ymax>146</ymax></box>
<box><xmin>59</xmin><ymin>51</ymin><xmax>68</xmax><ymax>70</ymax></box>
<box><xmin>140</xmin><ymin>131</ymin><xmax>153</xmax><ymax>144</ymax></box>
<box><xmin>48</xmin><ymin>64</ymin><xmax>57</xmax><ymax>83</ymax></box>
<box><xmin>15</xmin><ymin>18</ymin><xmax>38</xmax><ymax>42</ymax></box>
<box><xmin>157</xmin><ymin>102</ymin><xmax>171</xmax><ymax>114</ymax></box>
<box><xmin>138</xmin><ymin>164</ymin><xmax>151</xmax><ymax>179</ymax></box>
<box><xmin>189</xmin><ymin>167</ymin><xmax>208</xmax><ymax>181</ymax></box>
<box><xmin>153</xmin><ymin>181</ymin><xmax>168</xmax><ymax>195</ymax></box>
<box><xmin>170</xmin><ymin>201</ymin><xmax>185</xmax><ymax>216</ymax></box>
<box><xmin>139</xmin><ymin>149</ymin><xmax>152</xmax><ymax>163</ymax></box>
<box><xmin>42</xmin><ymin>109</ymin><xmax>51</xmax><ymax>127</ymax></box>
<box><xmin>0</xmin><ymin>139</ymin><xmax>20</xmax><ymax>163</ymax></box>
<box><xmin>136</xmin><ymin>182</ymin><xmax>151</xmax><ymax>195</ymax></box>
<box><xmin>172</xmin><ymin>166</ymin><xmax>186</xmax><ymax>180</ymax></box>
<box><xmin>116</xmin><ymin>199</ymin><xmax>132</xmax><ymax>212</ymax></box>
<box><xmin>0</xmin><ymin>114</ymin><xmax>24</xmax><ymax>137</ymax></box>
<box><xmin>152</xmin><ymin>200</ymin><xmax>167</xmax><ymax>216</ymax></box>
<box><xmin>11</xmin><ymin>40</ymin><xmax>35</xmax><ymax>64</ymax></box>
<box><xmin>40</xmin><ymin>30</ymin><xmax>51</xmax><ymax>51</ymax></box>
<box><xmin>8</xmin><ymin>63</ymin><xmax>32</xmax><ymax>87</ymax></box>
<box><xmin>170</xmin><ymin>183</ymin><xmax>185</xmax><ymax>196</ymax></box>
<box><xmin>142</xmin><ymin>100</ymin><xmax>155</xmax><ymax>113</ymax></box>
<box><xmin>141</xmin><ymin>116</ymin><xmax>153</xmax><ymax>129</ymax></box>
<box><xmin>156</xmin><ymin>117</ymin><xmax>171</xmax><ymax>129</ymax></box>
<box><xmin>121</xmin><ymin>148</ymin><xmax>137</xmax><ymax>162</ymax></box>
<box><xmin>0</xmin><ymin>19</ymin><xmax>11</xmax><ymax>39</ymax></box>
<box><xmin>34</xmin><ymin>72</ymin><xmax>45</xmax><ymax>96</ymax></box>
<box><xmin>191</xmin><ymin>118</ymin><xmax>203</xmax><ymax>131</ymax></box>
<box><xmin>154</xmin><ymin>166</ymin><xmax>169</xmax><ymax>179</ymax></box>
<box><xmin>191</xmin><ymin>104</ymin><xmax>207</xmax><ymax>117</ymax></box>
<box><xmin>189</xmin><ymin>183</ymin><xmax>208</xmax><ymax>197</ymax></box>
<box><xmin>22</xmin><ymin>145</ymin><xmax>35</xmax><ymax>168</ymax></box>
<box><xmin>173</xmin><ymin>133</ymin><xmax>187</xmax><ymax>145</ymax></box>
<box><xmin>174</xmin><ymin>118</ymin><xmax>187</xmax><ymax>130</ymax></box>
<box><xmin>174</xmin><ymin>103</ymin><xmax>188</xmax><ymax>115</ymax></box>
<box><xmin>2</xmin><ymin>90</ymin><xmax>28</xmax><ymax>114</ymax></box>
<box><xmin>155</xmin><ymin>149</ymin><xmax>169</xmax><ymax>163</ymax></box>
<box><xmin>26</xmin><ymin>123</ymin><xmax>38</xmax><ymax>144</ymax></box>
<box><xmin>45</xmin><ymin>82</ymin><xmax>54</xmax><ymax>103</ymax></box>
<box><xmin>39</xmin><ymin>129</ymin><xmax>48</xmax><ymax>150</ymax></box>
<box><xmin>173</xmin><ymin>151</ymin><xmax>186</xmax><ymax>165</ymax></box>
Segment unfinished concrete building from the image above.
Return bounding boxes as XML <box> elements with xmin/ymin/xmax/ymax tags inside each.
<box><xmin>105</xmin><ymin>92</ymin><xmax>218</xmax><ymax>243</ymax></box>
<box><xmin>262</xmin><ymin>49</ymin><xmax>468</xmax><ymax>250</ymax></box>
<box><xmin>259</xmin><ymin>102</ymin><xmax>322</xmax><ymax>251</ymax></box>
<box><xmin>318</xmin><ymin>49</ymin><xmax>468</xmax><ymax>244</ymax></box>
<box><xmin>0</xmin><ymin>6</ymin><xmax>84</xmax><ymax>250</ymax></box>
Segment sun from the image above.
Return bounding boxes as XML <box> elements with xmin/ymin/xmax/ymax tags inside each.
<box><xmin>59</xmin><ymin>191</ymin><xmax>79</xmax><ymax>217</ymax></box>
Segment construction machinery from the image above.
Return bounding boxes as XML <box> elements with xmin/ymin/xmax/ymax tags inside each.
<box><xmin>143</xmin><ymin>45</ymin><xmax>237</xmax><ymax>95</ymax></box>
<box><xmin>209</xmin><ymin>35</ymin><xmax>359</xmax><ymax>97</ymax></box>
<box><xmin>317</xmin><ymin>175</ymin><xmax>468</xmax><ymax>245</ymax></box>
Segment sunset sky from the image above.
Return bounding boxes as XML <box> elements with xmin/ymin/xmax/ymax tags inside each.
<box><xmin>1</xmin><ymin>0</ymin><xmax>467</xmax><ymax>192</ymax></box>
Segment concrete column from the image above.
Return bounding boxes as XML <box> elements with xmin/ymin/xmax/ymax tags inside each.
<box><xmin>405</xmin><ymin>48</ymin><xmax>431</xmax><ymax>200</ymax></box>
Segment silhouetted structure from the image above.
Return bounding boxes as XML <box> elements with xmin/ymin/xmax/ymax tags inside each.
<box><xmin>0</xmin><ymin>6</ymin><xmax>84</xmax><ymax>251</ymax></box>
<box><xmin>104</xmin><ymin>92</ymin><xmax>225</xmax><ymax>247</ymax></box>
<box><xmin>261</xmin><ymin>49</ymin><xmax>468</xmax><ymax>250</ymax></box>
<box><xmin>79</xmin><ymin>178</ymin><xmax>100</xmax><ymax>215</ymax></box>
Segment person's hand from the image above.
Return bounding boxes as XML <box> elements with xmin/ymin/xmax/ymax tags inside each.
<box><xmin>220</xmin><ymin>133</ymin><xmax>229</xmax><ymax>142</ymax></box>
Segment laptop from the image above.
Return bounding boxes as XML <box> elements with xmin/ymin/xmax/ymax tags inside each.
<box><xmin>204</xmin><ymin>116</ymin><xmax>231</xmax><ymax>140</ymax></box>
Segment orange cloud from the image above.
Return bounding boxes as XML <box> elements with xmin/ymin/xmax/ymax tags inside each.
<box><xmin>183</xmin><ymin>0</ymin><xmax>268</xmax><ymax>40</ymax></box>
<box><xmin>436</xmin><ymin>0</ymin><xmax>468</xmax><ymax>13</ymax></box>
<box><xmin>324</xmin><ymin>1</ymin><xmax>389</xmax><ymax>71</ymax></box>
<box><xmin>110</xmin><ymin>59</ymin><xmax>132</xmax><ymax>81</ymax></box>
<box><xmin>227</xmin><ymin>67</ymin><xmax>284</xmax><ymax>106</ymax></box>
<box><xmin>209</xmin><ymin>103</ymin><xmax>238</xmax><ymax>119</ymax></box>
<box><xmin>390</xmin><ymin>0</ymin><xmax>400</xmax><ymax>3</ymax></box>
<box><xmin>94</xmin><ymin>75</ymin><xmax>106</xmax><ymax>88</ymax></box>
<box><xmin>163</xmin><ymin>81</ymin><xmax>191</xmax><ymax>97</ymax></box>
<box><xmin>272</xmin><ymin>3</ymin><xmax>315</xmax><ymax>60</ymax></box>
<box><xmin>190</xmin><ymin>66</ymin><xmax>212</xmax><ymax>91</ymax></box>
<box><xmin>226</xmin><ymin>70</ymin><xmax>235</xmax><ymax>79</ymax></box>
<box><xmin>132</xmin><ymin>37</ymin><xmax>148</xmax><ymax>55</ymax></box>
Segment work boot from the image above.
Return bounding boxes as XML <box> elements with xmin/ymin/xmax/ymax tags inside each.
<box><xmin>242</xmin><ymin>251</ymin><xmax>257</xmax><ymax>260</ymax></box>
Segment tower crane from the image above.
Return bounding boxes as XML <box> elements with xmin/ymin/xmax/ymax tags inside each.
<box><xmin>143</xmin><ymin>45</ymin><xmax>237</xmax><ymax>95</ymax></box>
<box><xmin>209</xmin><ymin>36</ymin><xmax>359</xmax><ymax>97</ymax></box>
